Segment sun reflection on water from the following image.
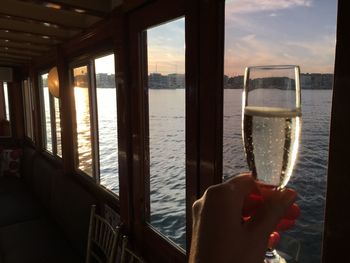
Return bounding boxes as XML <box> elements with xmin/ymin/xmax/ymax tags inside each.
<box><xmin>74</xmin><ymin>86</ymin><xmax>93</xmax><ymax>176</ymax></box>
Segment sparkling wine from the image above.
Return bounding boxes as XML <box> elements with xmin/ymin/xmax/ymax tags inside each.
<box><xmin>243</xmin><ymin>106</ymin><xmax>301</xmax><ymax>188</ymax></box>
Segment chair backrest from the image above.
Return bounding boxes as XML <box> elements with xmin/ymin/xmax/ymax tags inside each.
<box><xmin>120</xmin><ymin>236</ymin><xmax>146</xmax><ymax>263</ymax></box>
<box><xmin>86</xmin><ymin>205</ymin><xmax>119</xmax><ymax>263</ymax></box>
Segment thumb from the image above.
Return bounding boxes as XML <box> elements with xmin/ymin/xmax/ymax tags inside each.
<box><xmin>246</xmin><ymin>188</ymin><xmax>297</xmax><ymax>236</ymax></box>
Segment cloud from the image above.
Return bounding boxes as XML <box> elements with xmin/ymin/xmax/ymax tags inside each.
<box><xmin>226</xmin><ymin>0</ymin><xmax>313</xmax><ymax>14</ymax></box>
<box><xmin>286</xmin><ymin>35</ymin><xmax>336</xmax><ymax>56</ymax></box>
<box><xmin>224</xmin><ymin>0</ymin><xmax>336</xmax><ymax>75</ymax></box>
<box><xmin>224</xmin><ymin>33</ymin><xmax>336</xmax><ymax>75</ymax></box>
<box><xmin>147</xmin><ymin>18</ymin><xmax>186</xmax><ymax>74</ymax></box>
<box><xmin>148</xmin><ymin>45</ymin><xmax>185</xmax><ymax>74</ymax></box>
<box><xmin>284</xmin><ymin>35</ymin><xmax>336</xmax><ymax>72</ymax></box>
<box><xmin>241</xmin><ymin>34</ymin><xmax>256</xmax><ymax>41</ymax></box>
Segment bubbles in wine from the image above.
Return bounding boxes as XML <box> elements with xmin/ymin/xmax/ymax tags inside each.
<box><xmin>243</xmin><ymin>106</ymin><xmax>301</xmax><ymax>188</ymax></box>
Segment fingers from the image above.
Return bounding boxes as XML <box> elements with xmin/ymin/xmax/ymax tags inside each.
<box><xmin>284</xmin><ymin>203</ymin><xmax>300</xmax><ymax>220</ymax></box>
<box><xmin>242</xmin><ymin>193</ymin><xmax>263</xmax><ymax>217</ymax></box>
<box><xmin>243</xmin><ymin>193</ymin><xmax>300</xmax><ymax>220</ymax></box>
<box><xmin>224</xmin><ymin>173</ymin><xmax>256</xmax><ymax>198</ymax></box>
<box><xmin>268</xmin><ymin>232</ymin><xmax>280</xmax><ymax>249</ymax></box>
<box><xmin>192</xmin><ymin>173</ymin><xmax>256</xmax><ymax>226</ymax></box>
<box><xmin>246</xmin><ymin>188</ymin><xmax>297</xmax><ymax>236</ymax></box>
<box><xmin>201</xmin><ymin>173</ymin><xmax>256</xmax><ymax>209</ymax></box>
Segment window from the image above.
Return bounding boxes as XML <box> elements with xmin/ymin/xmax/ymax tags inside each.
<box><xmin>0</xmin><ymin>82</ymin><xmax>11</xmax><ymax>137</ymax></box>
<box><xmin>40</xmin><ymin>73</ymin><xmax>52</xmax><ymax>152</ymax></box>
<box><xmin>39</xmin><ymin>73</ymin><xmax>62</xmax><ymax>156</ymax></box>
<box><xmin>95</xmin><ymin>54</ymin><xmax>119</xmax><ymax>194</ymax></box>
<box><xmin>72</xmin><ymin>54</ymin><xmax>119</xmax><ymax>194</ymax></box>
<box><xmin>54</xmin><ymin>97</ymin><xmax>62</xmax><ymax>156</ymax></box>
<box><xmin>223</xmin><ymin>1</ymin><xmax>337</xmax><ymax>262</ymax></box>
<box><xmin>22</xmin><ymin>79</ymin><xmax>34</xmax><ymax>140</ymax></box>
<box><xmin>144</xmin><ymin>18</ymin><xmax>186</xmax><ymax>249</ymax></box>
<box><xmin>3</xmin><ymin>82</ymin><xmax>9</xmax><ymax>121</ymax></box>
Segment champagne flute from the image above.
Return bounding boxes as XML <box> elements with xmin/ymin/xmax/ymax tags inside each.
<box><xmin>242</xmin><ymin>65</ymin><xmax>301</xmax><ymax>262</ymax></box>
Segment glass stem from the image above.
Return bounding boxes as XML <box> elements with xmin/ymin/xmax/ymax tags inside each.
<box><xmin>264</xmin><ymin>249</ymin><xmax>286</xmax><ymax>263</ymax></box>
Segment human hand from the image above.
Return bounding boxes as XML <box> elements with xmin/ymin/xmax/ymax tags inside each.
<box><xmin>189</xmin><ymin>173</ymin><xmax>297</xmax><ymax>263</ymax></box>
<box><xmin>243</xmin><ymin>186</ymin><xmax>300</xmax><ymax>233</ymax></box>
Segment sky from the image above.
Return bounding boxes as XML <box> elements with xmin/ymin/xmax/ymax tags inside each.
<box><xmin>224</xmin><ymin>0</ymin><xmax>338</xmax><ymax>76</ymax></box>
<box><xmin>96</xmin><ymin>0</ymin><xmax>338</xmax><ymax>76</ymax></box>
<box><xmin>95</xmin><ymin>54</ymin><xmax>115</xmax><ymax>74</ymax></box>
<box><xmin>147</xmin><ymin>18</ymin><xmax>186</xmax><ymax>75</ymax></box>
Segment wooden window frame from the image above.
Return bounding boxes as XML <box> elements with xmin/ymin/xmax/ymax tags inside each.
<box><xmin>55</xmin><ymin>19</ymin><xmax>124</xmax><ymax>212</ymax></box>
<box><xmin>69</xmin><ymin>52</ymin><xmax>120</xmax><ymax>196</ymax></box>
<box><xmin>126</xmin><ymin>0</ymin><xmax>225</xmax><ymax>261</ymax></box>
<box><xmin>142</xmin><ymin>15</ymin><xmax>188</xmax><ymax>248</ymax></box>
<box><xmin>128</xmin><ymin>1</ymin><xmax>186</xmax><ymax>261</ymax></box>
<box><xmin>322</xmin><ymin>0</ymin><xmax>350</xmax><ymax>261</ymax></box>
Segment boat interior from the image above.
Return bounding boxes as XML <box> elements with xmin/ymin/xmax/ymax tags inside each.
<box><xmin>0</xmin><ymin>0</ymin><xmax>350</xmax><ymax>262</ymax></box>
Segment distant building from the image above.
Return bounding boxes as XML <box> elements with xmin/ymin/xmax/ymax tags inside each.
<box><xmin>95</xmin><ymin>73</ymin><xmax>115</xmax><ymax>88</ymax></box>
<box><xmin>225</xmin><ymin>75</ymin><xmax>244</xmax><ymax>89</ymax></box>
<box><xmin>300</xmin><ymin>73</ymin><xmax>333</xmax><ymax>89</ymax></box>
<box><xmin>168</xmin><ymin>73</ymin><xmax>185</xmax><ymax>89</ymax></box>
<box><xmin>301</xmin><ymin>74</ymin><xmax>312</xmax><ymax>89</ymax></box>
<box><xmin>72</xmin><ymin>72</ymin><xmax>334</xmax><ymax>90</ymax></box>
<box><xmin>148</xmin><ymin>73</ymin><xmax>185</xmax><ymax>89</ymax></box>
<box><xmin>148</xmin><ymin>73</ymin><xmax>168</xmax><ymax>89</ymax></box>
<box><xmin>223</xmin><ymin>73</ymin><xmax>333</xmax><ymax>90</ymax></box>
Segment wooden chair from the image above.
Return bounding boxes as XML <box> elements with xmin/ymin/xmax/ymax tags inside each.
<box><xmin>86</xmin><ymin>205</ymin><xmax>119</xmax><ymax>263</ymax></box>
<box><xmin>120</xmin><ymin>235</ymin><xmax>146</xmax><ymax>263</ymax></box>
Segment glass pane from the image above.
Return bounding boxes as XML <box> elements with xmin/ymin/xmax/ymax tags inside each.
<box><xmin>40</xmin><ymin>73</ymin><xmax>53</xmax><ymax>153</ymax></box>
<box><xmin>73</xmin><ymin>65</ymin><xmax>93</xmax><ymax>176</ymax></box>
<box><xmin>94</xmin><ymin>54</ymin><xmax>119</xmax><ymax>194</ymax></box>
<box><xmin>23</xmin><ymin>79</ymin><xmax>34</xmax><ymax>140</ymax></box>
<box><xmin>3</xmin><ymin>82</ymin><xmax>10</xmax><ymax>121</ymax></box>
<box><xmin>0</xmin><ymin>82</ymin><xmax>11</xmax><ymax>137</ymax></box>
<box><xmin>224</xmin><ymin>1</ymin><xmax>337</xmax><ymax>262</ymax></box>
<box><xmin>146</xmin><ymin>18</ymin><xmax>186</xmax><ymax>249</ymax></box>
<box><xmin>54</xmin><ymin>97</ymin><xmax>62</xmax><ymax>157</ymax></box>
